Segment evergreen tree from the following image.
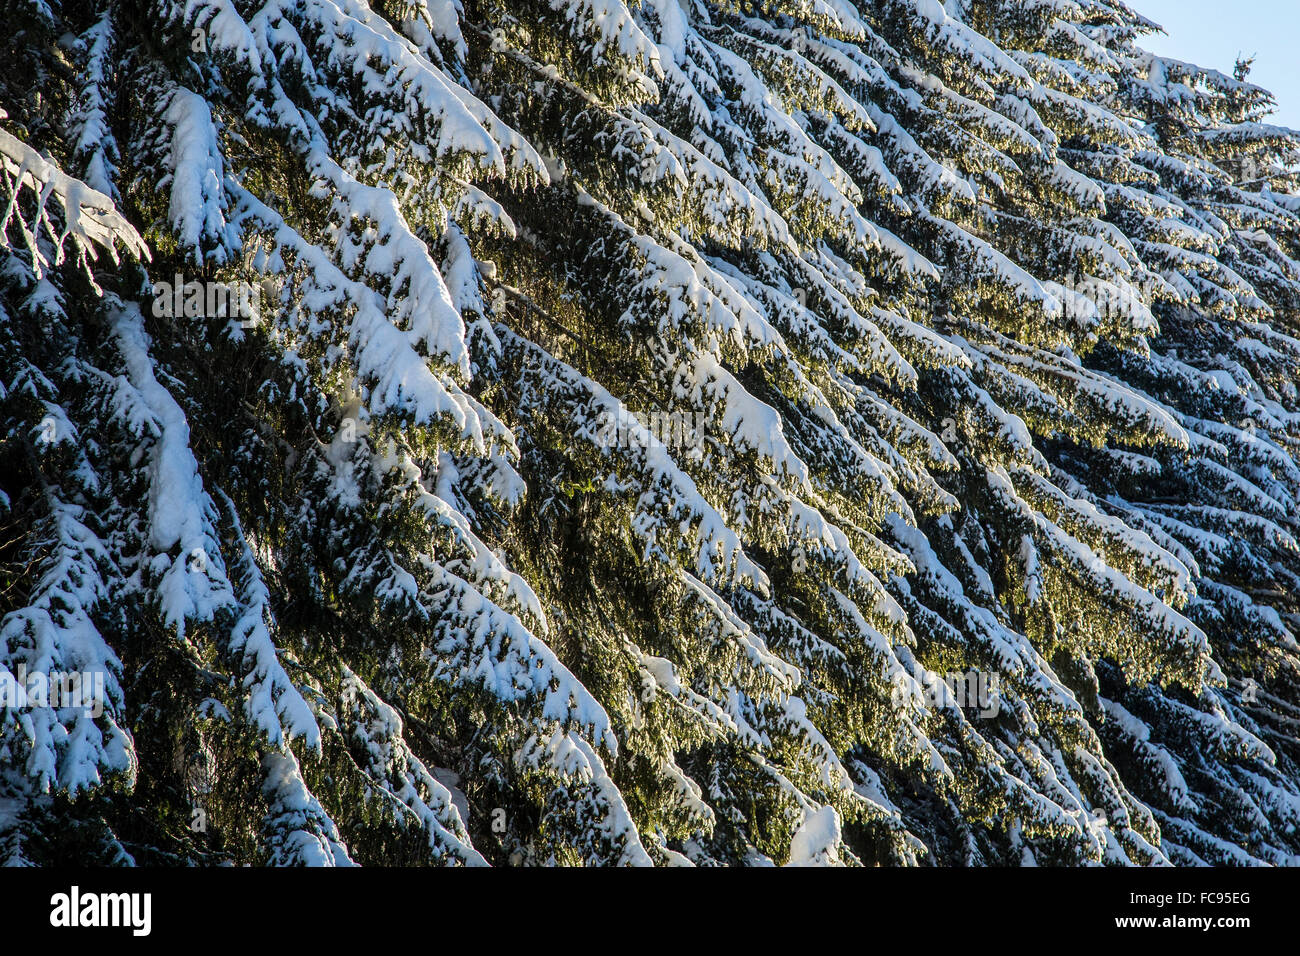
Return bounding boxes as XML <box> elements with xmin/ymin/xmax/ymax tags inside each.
<box><xmin>1</xmin><ymin>0</ymin><xmax>1298</xmax><ymax>866</ymax></box>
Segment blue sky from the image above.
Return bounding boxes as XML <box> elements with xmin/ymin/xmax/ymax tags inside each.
<box><xmin>1132</xmin><ymin>0</ymin><xmax>1300</xmax><ymax>130</ymax></box>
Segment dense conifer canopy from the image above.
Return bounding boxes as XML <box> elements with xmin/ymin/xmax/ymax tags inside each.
<box><xmin>2</xmin><ymin>0</ymin><xmax>1298</xmax><ymax>865</ymax></box>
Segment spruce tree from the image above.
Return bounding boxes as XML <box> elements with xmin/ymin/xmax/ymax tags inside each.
<box><xmin>1</xmin><ymin>0</ymin><xmax>1298</xmax><ymax>866</ymax></box>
